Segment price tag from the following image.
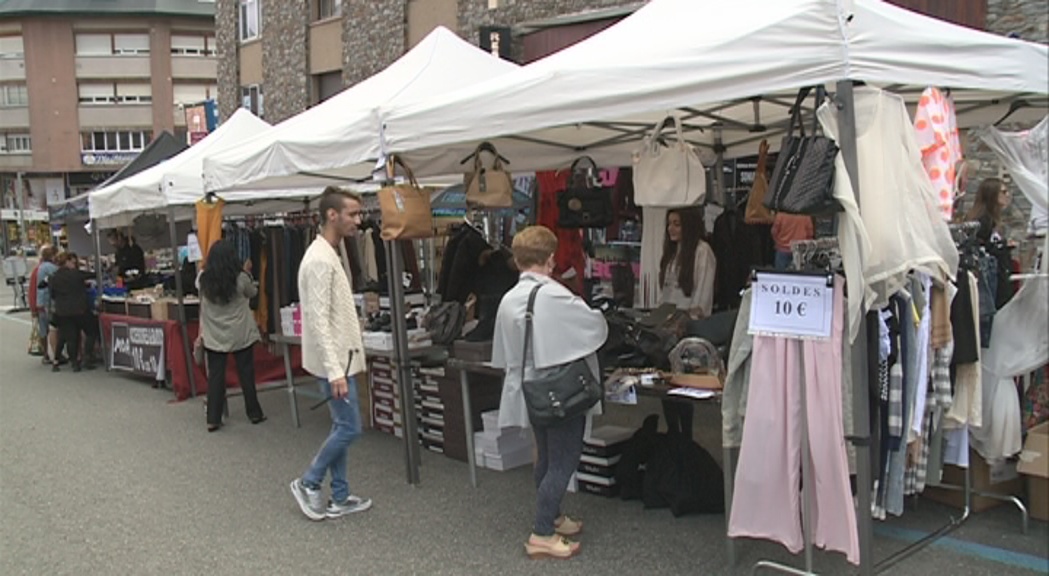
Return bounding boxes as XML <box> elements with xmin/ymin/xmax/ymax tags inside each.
<box><xmin>186</xmin><ymin>233</ymin><xmax>203</xmax><ymax>263</ymax></box>
<box><xmin>748</xmin><ymin>272</ymin><xmax>834</xmax><ymax>340</ymax></box>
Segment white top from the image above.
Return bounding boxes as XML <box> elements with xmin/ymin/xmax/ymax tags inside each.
<box><xmin>659</xmin><ymin>241</ymin><xmax>716</xmax><ymax>317</ymax></box>
<box><xmin>298</xmin><ymin>236</ymin><xmax>367</xmax><ymax>381</ymax></box>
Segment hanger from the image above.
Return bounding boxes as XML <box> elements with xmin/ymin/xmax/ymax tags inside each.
<box><xmin>994</xmin><ymin>99</ymin><xmax>1030</xmax><ymax>126</ymax></box>
<box><xmin>204</xmin><ymin>191</ymin><xmax>218</xmax><ymax>204</ymax></box>
<box><xmin>459</xmin><ymin>141</ymin><xmax>510</xmax><ymax>166</ymax></box>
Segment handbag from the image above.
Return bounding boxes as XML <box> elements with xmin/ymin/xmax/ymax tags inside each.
<box><xmin>744</xmin><ymin>139</ymin><xmax>775</xmax><ymax>224</ymax></box>
<box><xmin>557</xmin><ymin>156</ymin><xmax>613</xmax><ymax>228</ymax></box>
<box><xmin>378</xmin><ymin>155</ymin><xmax>433</xmax><ymax>240</ymax></box>
<box><xmin>765</xmin><ymin>87</ymin><xmax>841</xmax><ymax>215</ymax></box>
<box><xmin>193</xmin><ymin>335</ymin><xmax>205</xmax><ymax>366</ymax></box>
<box><xmin>425</xmin><ymin>301</ymin><xmax>465</xmax><ymax>345</ymax></box>
<box><xmin>520</xmin><ymin>283</ymin><xmax>603</xmax><ymax>427</ymax></box>
<box><xmin>28</xmin><ymin>318</ymin><xmax>42</xmax><ymax>356</ymax></box>
<box><xmin>464</xmin><ymin>142</ymin><xmax>513</xmax><ymax>209</ymax></box>
<box><xmin>632</xmin><ymin>115</ymin><xmax>707</xmax><ymax>207</ymax></box>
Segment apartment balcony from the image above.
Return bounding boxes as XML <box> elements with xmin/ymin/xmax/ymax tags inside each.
<box><xmin>0</xmin><ymin>58</ymin><xmax>26</xmax><ymax>81</ymax></box>
<box><xmin>171</xmin><ymin>56</ymin><xmax>217</xmax><ymax>80</ymax></box>
<box><xmin>79</xmin><ymin>104</ymin><xmax>153</xmax><ymax>128</ymax></box>
<box><xmin>75</xmin><ymin>55</ymin><xmax>151</xmax><ymax>80</ymax></box>
<box><xmin>0</xmin><ymin>153</ymin><xmax>33</xmax><ymax>171</ymax></box>
<box><xmin>0</xmin><ymin>106</ymin><xmax>30</xmax><ymax>130</ymax></box>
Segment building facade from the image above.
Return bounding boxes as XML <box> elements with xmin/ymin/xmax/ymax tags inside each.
<box><xmin>0</xmin><ymin>0</ymin><xmax>217</xmax><ymax>247</ymax></box>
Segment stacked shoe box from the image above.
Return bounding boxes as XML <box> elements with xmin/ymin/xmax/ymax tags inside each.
<box><xmin>415</xmin><ymin>367</ymin><xmax>446</xmax><ymax>454</ymax></box>
<box><xmin>370</xmin><ymin>358</ymin><xmax>403</xmax><ymax>437</ymax></box>
<box><xmin>369</xmin><ymin>357</ymin><xmax>448</xmax><ymax>453</ymax></box>
<box><xmin>575</xmin><ymin>425</ymin><xmax>634</xmax><ymax>497</ymax></box>
<box><xmin>473</xmin><ymin>410</ymin><xmax>534</xmax><ymax>472</ymax></box>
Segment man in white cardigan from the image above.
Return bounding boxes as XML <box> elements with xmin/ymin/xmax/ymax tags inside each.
<box><xmin>290</xmin><ymin>187</ymin><xmax>371</xmax><ymax>521</ymax></box>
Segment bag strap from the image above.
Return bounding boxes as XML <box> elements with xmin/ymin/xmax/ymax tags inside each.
<box><xmin>567</xmin><ymin>156</ymin><xmax>600</xmax><ymax>189</ymax></box>
<box><xmin>788</xmin><ymin>87</ymin><xmax>813</xmax><ymax>139</ymax></box>
<box><xmin>385</xmin><ymin>154</ymin><xmax>420</xmax><ymax>188</ymax></box>
<box><xmin>519</xmin><ymin>282</ymin><xmax>543</xmax><ymax>383</ymax></box>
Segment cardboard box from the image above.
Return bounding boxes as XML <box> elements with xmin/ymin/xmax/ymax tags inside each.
<box><xmin>578</xmin><ymin>453</ymin><xmax>622</xmax><ymax>478</ymax></box>
<box><xmin>481</xmin><ymin>410</ymin><xmax>500</xmax><ymax>433</ymax></box>
<box><xmin>485</xmin><ymin>444</ymin><xmax>533</xmax><ymax>471</ymax></box>
<box><xmin>577</xmin><ymin>472</ymin><xmax>619</xmax><ymax>497</ymax></box>
<box><xmin>1017</xmin><ymin>422</ymin><xmax>1049</xmax><ymax>522</ymax></box>
<box><xmin>583</xmin><ymin>425</ymin><xmax>634</xmax><ymax>458</ymax></box>
<box><xmin>923</xmin><ymin>448</ymin><xmax>1024</xmax><ymax>513</ymax></box>
<box><xmin>474</xmin><ymin>429</ymin><xmax>531</xmax><ymax>455</ymax></box>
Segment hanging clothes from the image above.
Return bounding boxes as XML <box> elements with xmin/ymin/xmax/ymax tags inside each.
<box><xmin>195</xmin><ymin>198</ymin><xmax>225</xmax><ymax>262</ymax></box>
<box><xmin>913</xmin><ymin>87</ymin><xmax>963</xmax><ymax>221</ymax></box>
<box><xmin>818</xmin><ymin>87</ymin><xmax>957</xmax><ymax>342</ymax></box>
<box><xmin>640</xmin><ymin>206</ymin><xmax>668</xmax><ymax>308</ymax></box>
<box><xmin>536</xmin><ymin>170</ymin><xmax>585</xmax><ymax>296</ymax></box>
<box><xmin>978</xmin><ymin>116</ymin><xmax>1048</xmax><ymax>237</ymax></box>
<box><xmin>710</xmin><ymin>208</ymin><xmax>773</xmax><ymax>311</ymax></box>
<box><xmin>729</xmin><ymin>277</ymin><xmax>859</xmax><ymax>565</ymax></box>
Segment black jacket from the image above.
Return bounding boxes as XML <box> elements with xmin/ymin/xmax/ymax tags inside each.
<box><xmin>49</xmin><ymin>268</ymin><xmax>92</xmax><ymax>317</ymax></box>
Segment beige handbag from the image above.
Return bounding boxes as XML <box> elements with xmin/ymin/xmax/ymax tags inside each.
<box><xmin>378</xmin><ymin>155</ymin><xmax>433</xmax><ymax>240</ymax></box>
<box><xmin>744</xmin><ymin>139</ymin><xmax>775</xmax><ymax>224</ymax></box>
<box><xmin>464</xmin><ymin>142</ymin><xmax>513</xmax><ymax>208</ymax></box>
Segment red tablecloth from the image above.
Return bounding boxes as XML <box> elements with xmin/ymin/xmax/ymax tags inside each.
<box><xmin>100</xmin><ymin>313</ymin><xmax>301</xmax><ymax>401</ymax></box>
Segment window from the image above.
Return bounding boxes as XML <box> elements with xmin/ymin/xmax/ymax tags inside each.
<box><xmin>239</xmin><ymin>0</ymin><xmax>261</xmax><ymax>42</ymax></box>
<box><xmin>113</xmin><ymin>33</ymin><xmax>150</xmax><ymax>55</ymax></box>
<box><xmin>0</xmin><ymin>84</ymin><xmax>28</xmax><ymax>107</ymax></box>
<box><xmin>78</xmin><ymin>83</ymin><xmax>116</xmax><ymax>104</ymax></box>
<box><xmin>78</xmin><ymin>83</ymin><xmax>151</xmax><ymax>104</ymax></box>
<box><xmin>171</xmin><ymin>34</ymin><xmax>214</xmax><ymax>56</ymax></box>
<box><xmin>241</xmin><ymin>84</ymin><xmax>264</xmax><ymax>118</ymax></box>
<box><xmin>313</xmin><ymin>71</ymin><xmax>343</xmax><ymax>104</ymax></box>
<box><xmin>115</xmin><ymin>83</ymin><xmax>151</xmax><ymax>103</ymax></box>
<box><xmin>0</xmin><ymin>36</ymin><xmax>24</xmax><ymax>58</ymax></box>
<box><xmin>75</xmin><ymin>34</ymin><xmax>112</xmax><ymax>56</ymax></box>
<box><xmin>1</xmin><ymin>134</ymin><xmax>32</xmax><ymax>154</ymax></box>
<box><xmin>80</xmin><ymin>130</ymin><xmax>152</xmax><ymax>153</ymax></box>
<box><xmin>316</xmin><ymin>0</ymin><xmax>341</xmax><ymax>20</ymax></box>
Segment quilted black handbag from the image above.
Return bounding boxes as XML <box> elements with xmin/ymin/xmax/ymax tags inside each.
<box><xmin>765</xmin><ymin>87</ymin><xmax>841</xmax><ymax>215</ymax></box>
<box><xmin>557</xmin><ymin>156</ymin><xmax>613</xmax><ymax>228</ymax></box>
<box><xmin>520</xmin><ymin>283</ymin><xmax>603</xmax><ymax>427</ymax></box>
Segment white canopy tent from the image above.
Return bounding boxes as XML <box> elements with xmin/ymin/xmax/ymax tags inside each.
<box><xmin>380</xmin><ymin>0</ymin><xmax>1048</xmax><ymax>177</ymax></box>
<box><xmin>88</xmin><ymin>109</ymin><xmax>287</xmax><ymax>229</ymax></box>
<box><xmin>202</xmin><ymin>26</ymin><xmax>519</xmax><ymax>194</ymax></box>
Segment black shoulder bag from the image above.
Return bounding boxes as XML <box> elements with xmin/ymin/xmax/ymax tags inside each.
<box><xmin>765</xmin><ymin>86</ymin><xmax>841</xmax><ymax>215</ymax></box>
<box><xmin>521</xmin><ymin>283</ymin><xmax>603</xmax><ymax>427</ymax></box>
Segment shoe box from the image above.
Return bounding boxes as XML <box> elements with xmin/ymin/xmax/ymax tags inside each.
<box><xmin>473</xmin><ymin>410</ymin><xmax>534</xmax><ymax>472</ymax></box>
<box><xmin>575</xmin><ymin>425</ymin><xmax>633</xmax><ymax>497</ymax></box>
<box><xmin>434</xmin><ymin>361</ymin><xmax>503</xmax><ymax>463</ymax></box>
<box><xmin>368</xmin><ymin>357</ymin><xmax>447</xmax><ymax>454</ymax></box>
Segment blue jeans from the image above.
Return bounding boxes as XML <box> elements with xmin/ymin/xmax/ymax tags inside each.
<box><xmin>302</xmin><ymin>377</ymin><xmax>362</xmax><ymax>503</ymax></box>
<box><xmin>774</xmin><ymin>250</ymin><xmax>793</xmax><ymax>270</ymax></box>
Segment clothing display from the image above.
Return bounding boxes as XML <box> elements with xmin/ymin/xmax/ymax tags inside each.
<box><xmin>729</xmin><ymin>277</ymin><xmax>859</xmax><ymax>565</ymax></box>
<box><xmin>978</xmin><ymin>116</ymin><xmax>1048</xmax><ymax>237</ymax></box>
<box><xmin>772</xmin><ymin>213</ymin><xmax>814</xmax><ymax>254</ymax></box>
<box><xmin>913</xmin><ymin>87</ymin><xmax>962</xmax><ymax>221</ymax></box>
<box><xmin>196</xmin><ymin>198</ymin><xmax>225</xmax><ymax>262</ymax></box>
<box><xmin>640</xmin><ymin>206</ymin><xmax>669</xmax><ymax>308</ymax></box>
<box><xmin>709</xmin><ymin>208</ymin><xmax>773</xmax><ymax>312</ymax></box>
<box><xmin>536</xmin><ymin>170</ymin><xmax>586</xmax><ymax>296</ymax></box>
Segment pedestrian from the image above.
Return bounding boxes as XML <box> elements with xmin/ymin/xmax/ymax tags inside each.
<box><xmin>491</xmin><ymin>225</ymin><xmax>609</xmax><ymax>559</ymax></box>
<box><xmin>289</xmin><ymin>186</ymin><xmax>371</xmax><ymax>521</ymax></box>
<box><xmin>29</xmin><ymin>245</ymin><xmax>58</xmax><ymax>363</ymax></box>
<box><xmin>197</xmin><ymin>239</ymin><xmax>266</xmax><ymax>432</ymax></box>
<box><xmin>48</xmin><ymin>253</ymin><xmax>96</xmax><ymax>372</ymax></box>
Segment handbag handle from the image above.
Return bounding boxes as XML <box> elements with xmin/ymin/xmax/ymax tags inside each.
<box><xmin>519</xmin><ymin>282</ymin><xmax>543</xmax><ymax>384</ymax></box>
<box><xmin>385</xmin><ymin>154</ymin><xmax>420</xmax><ymax>188</ymax></box>
<box><xmin>787</xmin><ymin>87</ymin><xmax>812</xmax><ymax>139</ymax></box>
<box><xmin>567</xmin><ymin>156</ymin><xmax>600</xmax><ymax>189</ymax></box>
<box><xmin>645</xmin><ymin>114</ymin><xmax>688</xmax><ymax>152</ymax></box>
<box><xmin>471</xmin><ymin>142</ymin><xmax>508</xmax><ymax>173</ymax></box>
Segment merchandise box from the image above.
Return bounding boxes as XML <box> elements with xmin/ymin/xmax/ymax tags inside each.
<box><xmin>485</xmin><ymin>444</ymin><xmax>533</xmax><ymax>472</ymax></box>
<box><xmin>481</xmin><ymin>410</ymin><xmax>501</xmax><ymax>433</ymax></box>
<box><xmin>923</xmin><ymin>448</ymin><xmax>1024</xmax><ymax>513</ymax></box>
<box><xmin>582</xmin><ymin>425</ymin><xmax>635</xmax><ymax>458</ymax></box>
<box><xmin>578</xmin><ymin>453</ymin><xmax>622</xmax><ymax>478</ymax></box>
<box><xmin>452</xmin><ymin>340</ymin><xmax>494</xmax><ymax>363</ymax></box>
<box><xmin>577</xmin><ymin>471</ymin><xmax>619</xmax><ymax>498</ymax></box>
<box><xmin>1017</xmin><ymin>422</ymin><xmax>1049</xmax><ymax>522</ymax></box>
<box><xmin>474</xmin><ymin>428</ymin><xmax>532</xmax><ymax>455</ymax></box>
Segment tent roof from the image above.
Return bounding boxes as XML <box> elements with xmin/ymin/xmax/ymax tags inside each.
<box><xmin>89</xmin><ymin>109</ymin><xmax>274</xmax><ymax>228</ymax></box>
<box><xmin>380</xmin><ymin>0</ymin><xmax>1049</xmax><ymax>178</ymax></box>
<box><xmin>202</xmin><ymin>26</ymin><xmax>519</xmax><ymax>194</ymax></box>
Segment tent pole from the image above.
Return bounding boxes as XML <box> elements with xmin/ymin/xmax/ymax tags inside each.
<box><xmin>835</xmin><ymin>79</ymin><xmax>873</xmax><ymax>576</ymax></box>
<box><xmin>92</xmin><ymin>220</ymin><xmax>107</xmax><ymax>369</ymax></box>
<box><xmin>168</xmin><ymin>205</ymin><xmax>196</xmax><ymax>398</ymax></box>
<box><xmin>713</xmin><ymin>125</ymin><xmax>725</xmax><ymax>206</ymax></box>
<box><xmin>386</xmin><ymin>239</ymin><xmax>421</xmax><ymax>485</ymax></box>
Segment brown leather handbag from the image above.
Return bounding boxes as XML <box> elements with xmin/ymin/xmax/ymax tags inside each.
<box><xmin>464</xmin><ymin>142</ymin><xmax>513</xmax><ymax>208</ymax></box>
<box><xmin>744</xmin><ymin>139</ymin><xmax>775</xmax><ymax>224</ymax></box>
<box><xmin>378</xmin><ymin>155</ymin><xmax>432</xmax><ymax>240</ymax></box>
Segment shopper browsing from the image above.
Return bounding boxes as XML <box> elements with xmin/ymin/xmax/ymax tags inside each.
<box><xmin>48</xmin><ymin>253</ymin><xmax>97</xmax><ymax>372</ymax></box>
<box><xmin>290</xmin><ymin>187</ymin><xmax>371</xmax><ymax>521</ymax></box>
<box><xmin>197</xmin><ymin>240</ymin><xmax>266</xmax><ymax>432</ymax></box>
<box><xmin>659</xmin><ymin>206</ymin><xmax>716</xmax><ymax>318</ymax></box>
<box><xmin>30</xmin><ymin>245</ymin><xmax>58</xmax><ymax>364</ymax></box>
<box><xmin>492</xmin><ymin>226</ymin><xmax>609</xmax><ymax>559</ymax></box>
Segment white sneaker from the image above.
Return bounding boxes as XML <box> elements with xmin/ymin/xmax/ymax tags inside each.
<box><xmin>326</xmin><ymin>495</ymin><xmax>373</xmax><ymax>518</ymax></box>
<box><xmin>290</xmin><ymin>479</ymin><xmax>326</xmax><ymax>521</ymax></box>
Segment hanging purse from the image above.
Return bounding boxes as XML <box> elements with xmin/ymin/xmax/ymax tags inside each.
<box><xmin>557</xmin><ymin>156</ymin><xmax>613</xmax><ymax>228</ymax></box>
<box><xmin>765</xmin><ymin>87</ymin><xmax>841</xmax><ymax>215</ymax></box>
<box><xmin>744</xmin><ymin>139</ymin><xmax>775</xmax><ymax>224</ymax></box>
<box><xmin>464</xmin><ymin>142</ymin><xmax>513</xmax><ymax>209</ymax></box>
<box><xmin>378</xmin><ymin>155</ymin><xmax>433</xmax><ymax>240</ymax></box>
<box><xmin>520</xmin><ymin>283</ymin><xmax>603</xmax><ymax>427</ymax></box>
<box><xmin>632</xmin><ymin>115</ymin><xmax>707</xmax><ymax>207</ymax></box>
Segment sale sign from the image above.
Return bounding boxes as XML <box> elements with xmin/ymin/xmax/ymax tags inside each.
<box><xmin>110</xmin><ymin>322</ymin><xmax>166</xmax><ymax>381</ymax></box>
<box><xmin>748</xmin><ymin>272</ymin><xmax>834</xmax><ymax>340</ymax></box>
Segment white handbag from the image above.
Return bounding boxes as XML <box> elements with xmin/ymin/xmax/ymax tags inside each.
<box><xmin>632</xmin><ymin>115</ymin><xmax>707</xmax><ymax>207</ymax></box>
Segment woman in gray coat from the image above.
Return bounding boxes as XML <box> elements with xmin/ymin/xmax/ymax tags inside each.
<box><xmin>198</xmin><ymin>240</ymin><xmax>265</xmax><ymax>432</ymax></box>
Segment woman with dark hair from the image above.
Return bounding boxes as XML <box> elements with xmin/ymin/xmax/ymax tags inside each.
<box><xmin>198</xmin><ymin>240</ymin><xmax>265</xmax><ymax>432</ymax></box>
<box><xmin>965</xmin><ymin>177</ymin><xmax>1011</xmax><ymax>245</ymax></box>
<box><xmin>659</xmin><ymin>207</ymin><xmax>716</xmax><ymax>319</ymax></box>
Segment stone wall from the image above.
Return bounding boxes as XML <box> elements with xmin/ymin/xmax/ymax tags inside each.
<box><xmin>261</xmin><ymin>0</ymin><xmax>310</xmax><ymax>123</ymax></box>
<box><xmin>342</xmin><ymin>0</ymin><xmax>406</xmax><ymax>86</ymax></box>
<box><xmin>215</xmin><ymin>0</ymin><xmax>240</xmax><ymax>122</ymax></box>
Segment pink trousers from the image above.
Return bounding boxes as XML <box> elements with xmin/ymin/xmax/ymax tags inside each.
<box><xmin>728</xmin><ymin>278</ymin><xmax>859</xmax><ymax>565</ymax></box>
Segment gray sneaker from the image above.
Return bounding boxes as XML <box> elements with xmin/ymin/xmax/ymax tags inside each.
<box><xmin>326</xmin><ymin>495</ymin><xmax>373</xmax><ymax>518</ymax></box>
<box><xmin>290</xmin><ymin>479</ymin><xmax>326</xmax><ymax>521</ymax></box>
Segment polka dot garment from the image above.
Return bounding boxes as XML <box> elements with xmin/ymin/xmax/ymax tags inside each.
<box><xmin>913</xmin><ymin>87</ymin><xmax>963</xmax><ymax>221</ymax></box>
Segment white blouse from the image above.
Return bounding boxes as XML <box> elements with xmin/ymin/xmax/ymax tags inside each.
<box><xmin>660</xmin><ymin>241</ymin><xmax>716</xmax><ymax>317</ymax></box>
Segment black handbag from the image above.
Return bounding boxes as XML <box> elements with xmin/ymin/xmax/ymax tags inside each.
<box><xmin>765</xmin><ymin>87</ymin><xmax>841</xmax><ymax>215</ymax></box>
<box><xmin>557</xmin><ymin>156</ymin><xmax>613</xmax><ymax>228</ymax></box>
<box><xmin>520</xmin><ymin>283</ymin><xmax>603</xmax><ymax>427</ymax></box>
<box><xmin>425</xmin><ymin>301</ymin><xmax>465</xmax><ymax>345</ymax></box>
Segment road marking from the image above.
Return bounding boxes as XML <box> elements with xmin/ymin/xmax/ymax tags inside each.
<box><xmin>0</xmin><ymin>313</ymin><xmax>32</xmax><ymax>326</ymax></box>
<box><xmin>875</xmin><ymin>525</ymin><xmax>1049</xmax><ymax>573</ymax></box>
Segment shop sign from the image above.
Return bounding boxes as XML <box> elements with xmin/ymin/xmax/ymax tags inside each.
<box><xmin>748</xmin><ymin>272</ymin><xmax>834</xmax><ymax>340</ymax></box>
<box><xmin>82</xmin><ymin>152</ymin><xmax>139</xmax><ymax>166</ymax></box>
<box><xmin>0</xmin><ymin>209</ymin><xmax>49</xmax><ymax>221</ymax></box>
<box><xmin>479</xmin><ymin>26</ymin><xmax>513</xmax><ymax>61</ymax></box>
<box><xmin>110</xmin><ymin>322</ymin><xmax>165</xmax><ymax>381</ymax></box>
